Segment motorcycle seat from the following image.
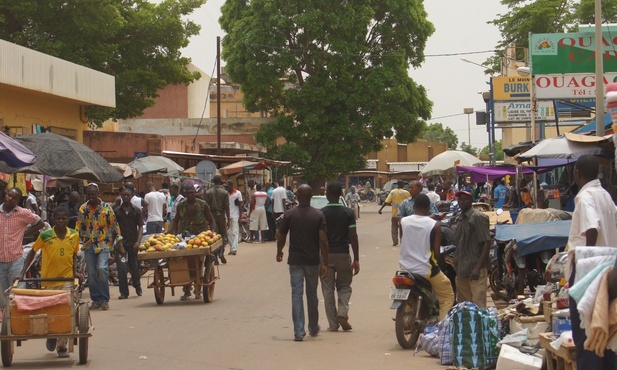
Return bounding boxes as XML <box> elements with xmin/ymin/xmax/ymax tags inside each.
<box><xmin>410</xmin><ymin>272</ymin><xmax>432</xmax><ymax>289</ymax></box>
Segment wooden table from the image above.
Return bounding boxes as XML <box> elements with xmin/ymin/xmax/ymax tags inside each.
<box><xmin>539</xmin><ymin>332</ymin><xmax>577</xmax><ymax>370</ymax></box>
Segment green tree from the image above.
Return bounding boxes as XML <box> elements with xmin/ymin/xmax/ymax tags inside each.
<box><xmin>0</xmin><ymin>0</ymin><xmax>204</xmax><ymax>125</ymax></box>
<box><xmin>421</xmin><ymin>123</ymin><xmax>458</xmax><ymax>150</ymax></box>
<box><xmin>480</xmin><ymin>139</ymin><xmax>504</xmax><ymax>161</ymax></box>
<box><xmin>460</xmin><ymin>142</ymin><xmax>478</xmax><ymax>156</ymax></box>
<box><xmin>220</xmin><ymin>1</ymin><xmax>434</xmax><ymax>184</ymax></box>
<box><xmin>486</xmin><ymin>0</ymin><xmax>617</xmax><ymax>72</ymax></box>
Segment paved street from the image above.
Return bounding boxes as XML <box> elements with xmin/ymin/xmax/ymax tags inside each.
<box><xmin>6</xmin><ymin>201</ymin><xmax>445</xmax><ymax>369</ymax></box>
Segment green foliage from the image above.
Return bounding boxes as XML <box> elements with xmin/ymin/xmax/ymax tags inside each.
<box><xmin>0</xmin><ymin>0</ymin><xmax>204</xmax><ymax>125</ymax></box>
<box><xmin>486</xmin><ymin>0</ymin><xmax>617</xmax><ymax>72</ymax></box>
<box><xmin>421</xmin><ymin>123</ymin><xmax>459</xmax><ymax>150</ymax></box>
<box><xmin>460</xmin><ymin>142</ymin><xmax>478</xmax><ymax>155</ymax></box>
<box><xmin>480</xmin><ymin>139</ymin><xmax>504</xmax><ymax>161</ymax></box>
<box><xmin>220</xmin><ymin>0</ymin><xmax>434</xmax><ymax>182</ymax></box>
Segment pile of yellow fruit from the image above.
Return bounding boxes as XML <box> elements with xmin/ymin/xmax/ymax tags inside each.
<box><xmin>139</xmin><ymin>233</ymin><xmax>181</xmax><ymax>253</ymax></box>
<box><xmin>187</xmin><ymin>230</ymin><xmax>221</xmax><ymax>250</ymax></box>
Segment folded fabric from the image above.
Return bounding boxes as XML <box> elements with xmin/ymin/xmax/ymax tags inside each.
<box><xmin>570</xmin><ymin>261</ymin><xmax>615</xmax><ymax>303</ymax></box>
<box><xmin>570</xmin><ymin>246</ymin><xmax>617</xmax><ymax>285</ymax></box>
<box><xmin>13</xmin><ymin>292</ymin><xmax>70</xmax><ymax>311</ymax></box>
<box><xmin>608</xmin><ymin>297</ymin><xmax>617</xmax><ymax>352</ymax></box>
<box><xmin>585</xmin><ymin>273</ymin><xmax>609</xmax><ymax>356</ymax></box>
<box><xmin>575</xmin><ymin>265</ymin><xmax>612</xmax><ymax>332</ymax></box>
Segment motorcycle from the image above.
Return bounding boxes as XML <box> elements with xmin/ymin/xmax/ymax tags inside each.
<box><xmin>489</xmin><ymin>218</ymin><xmax>570</xmax><ymax>300</ymax></box>
<box><xmin>358</xmin><ymin>188</ymin><xmax>376</xmax><ymax>203</ymax></box>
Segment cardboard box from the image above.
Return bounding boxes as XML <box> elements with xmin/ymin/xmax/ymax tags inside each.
<box><xmin>10</xmin><ymin>302</ymin><xmax>72</xmax><ymax>335</ymax></box>
<box><xmin>496</xmin><ymin>344</ymin><xmax>543</xmax><ymax>370</ymax></box>
<box><xmin>510</xmin><ymin>318</ymin><xmax>550</xmax><ymax>345</ymax></box>
<box><xmin>168</xmin><ymin>257</ymin><xmax>192</xmax><ymax>284</ymax></box>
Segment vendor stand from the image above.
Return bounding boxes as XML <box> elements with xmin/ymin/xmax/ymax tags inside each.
<box><xmin>539</xmin><ymin>332</ymin><xmax>577</xmax><ymax>370</ymax></box>
<box><xmin>137</xmin><ymin>240</ymin><xmax>221</xmax><ymax>304</ymax></box>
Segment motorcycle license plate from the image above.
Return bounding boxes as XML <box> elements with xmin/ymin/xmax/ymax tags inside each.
<box><xmin>389</xmin><ymin>288</ymin><xmax>410</xmax><ymax>300</ymax></box>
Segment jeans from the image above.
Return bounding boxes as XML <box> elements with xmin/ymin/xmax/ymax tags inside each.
<box><xmin>146</xmin><ymin>221</ymin><xmax>163</xmax><ymax>235</ymax></box>
<box><xmin>117</xmin><ymin>241</ymin><xmax>142</xmax><ymax>297</ymax></box>
<box><xmin>85</xmin><ymin>247</ymin><xmax>110</xmax><ymax>304</ymax></box>
<box><xmin>320</xmin><ymin>253</ymin><xmax>353</xmax><ymax>330</ymax></box>
<box><xmin>569</xmin><ymin>264</ymin><xmax>616</xmax><ymax>369</ymax></box>
<box><xmin>0</xmin><ymin>257</ymin><xmax>24</xmax><ymax>307</ymax></box>
<box><xmin>228</xmin><ymin>218</ymin><xmax>239</xmax><ymax>253</ymax></box>
<box><xmin>289</xmin><ymin>265</ymin><xmax>320</xmax><ymax>338</ymax></box>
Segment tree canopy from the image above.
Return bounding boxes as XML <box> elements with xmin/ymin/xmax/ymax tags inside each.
<box><xmin>220</xmin><ymin>0</ymin><xmax>434</xmax><ymax>183</ymax></box>
<box><xmin>421</xmin><ymin>123</ymin><xmax>458</xmax><ymax>150</ymax></box>
<box><xmin>480</xmin><ymin>139</ymin><xmax>504</xmax><ymax>161</ymax></box>
<box><xmin>486</xmin><ymin>0</ymin><xmax>617</xmax><ymax>72</ymax></box>
<box><xmin>0</xmin><ymin>0</ymin><xmax>204</xmax><ymax>125</ymax></box>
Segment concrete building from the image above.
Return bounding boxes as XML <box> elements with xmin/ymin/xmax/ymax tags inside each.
<box><xmin>0</xmin><ymin>39</ymin><xmax>115</xmax><ymax>142</ymax></box>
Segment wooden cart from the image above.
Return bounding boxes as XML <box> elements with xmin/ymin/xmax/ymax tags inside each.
<box><xmin>137</xmin><ymin>240</ymin><xmax>221</xmax><ymax>304</ymax></box>
<box><xmin>0</xmin><ymin>278</ymin><xmax>91</xmax><ymax>366</ymax></box>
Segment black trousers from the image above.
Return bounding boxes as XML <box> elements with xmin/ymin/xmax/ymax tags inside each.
<box><xmin>117</xmin><ymin>240</ymin><xmax>141</xmax><ymax>297</ymax></box>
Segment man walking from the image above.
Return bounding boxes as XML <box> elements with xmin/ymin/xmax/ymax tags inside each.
<box><xmin>345</xmin><ymin>186</ymin><xmax>361</xmax><ymax>219</ymax></box>
<box><xmin>76</xmin><ymin>184</ymin><xmax>122</xmax><ymax>311</ymax></box>
<box><xmin>0</xmin><ymin>187</ymin><xmax>44</xmax><ymax>307</ymax></box>
<box><xmin>168</xmin><ymin>184</ymin><xmax>185</xmax><ymax>224</ymax></box>
<box><xmin>397</xmin><ymin>180</ymin><xmax>441</xmax><ymax>219</ymax></box>
<box><xmin>453</xmin><ymin>190</ymin><xmax>491</xmax><ymax>307</ymax></box>
<box><xmin>378</xmin><ymin>180</ymin><xmax>410</xmax><ymax>246</ymax></box>
<box><xmin>113</xmin><ymin>188</ymin><xmax>144</xmax><ymax>299</ymax></box>
<box><xmin>400</xmin><ymin>194</ymin><xmax>454</xmax><ymax>320</ymax></box>
<box><xmin>272</xmin><ymin>180</ymin><xmax>287</xmax><ymax>220</ymax></box>
<box><xmin>277</xmin><ymin>184</ymin><xmax>329</xmax><ymax>341</ymax></box>
<box><xmin>567</xmin><ymin>155</ymin><xmax>617</xmax><ymax>369</ymax></box>
<box><xmin>144</xmin><ymin>182</ymin><xmax>166</xmax><ymax>235</ymax></box>
<box><xmin>60</xmin><ymin>191</ymin><xmax>81</xmax><ymax>229</ymax></box>
<box><xmin>205</xmin><ymin>176</ymin><xmax>230</xmax><ymax>264</ymax></box>
<box><xmin>250</xmin><ymin>184</ymin><xmax>269</xmax><ymax>243</ymax></box>
<box><xmin>321</xmin><ymin>182</ymin><xmax>359</xmax><ymax>331</ymax></box>
<box><xmin>266</xmin><ymin>182</ymin><xmax>276</xmax><ymax>241</ymax></box>
<box><xmin>226</xmin><ymin>180</ymin><xmax>243</xmax><ymax>256</ymax></box>
<box><xmin>170</xmin><ymin>184</ymin><xmax>215</xmax><ymax>300</ymax></box>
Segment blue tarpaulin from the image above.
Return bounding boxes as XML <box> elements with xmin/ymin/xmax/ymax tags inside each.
<box><xmin>495</xmin><ymin>220</ymin><xmax>572</xmax><ymax>256</ymax></box>
<box><xmin>574</xmin><ymin>115</ymin><xmax>613</xmax><ymax>135</ymax></box>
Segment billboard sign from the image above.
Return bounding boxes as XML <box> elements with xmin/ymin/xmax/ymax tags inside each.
<box><xmin>494</xmin><ymin>101</ymin><xmax>556</xmax><ymax>123</ymax></box>
<box><xmin>492</xmin><ymin>76</ymin><xmax>531</xmax><ymax>101</ymax></box>
<box><xmin>530</xmin><ymin>32</ymin><xmax>617</xmax><ymax>74</ymax></box>
<box><xmin>534</xmin><ymin>73</ymin><xmax>617</xmax><ymax>99</ymax></box>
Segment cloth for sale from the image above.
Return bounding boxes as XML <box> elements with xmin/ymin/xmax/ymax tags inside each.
<box><xmin>419</xmin><ymin>324</ymin><xmax>440</xmax><ymax>357</ymax></box>
<box><xmin>13</xmin><ymin>292</ymin><xmax>70</xmax><ymax>311</ymax></box>
<box><xmin>571</xmin><ymin>263</ymin><xmax>613</xmax><ymax>333</ymax></box>
<box><xmin>585</xmin><ymin>273</ymin><xmax>610</xmax><ymax>356</ymax></box>
<box><xmin>450</xmin><ymin>302</ymin><xmax>500</xmax><ymax>370</ymax></box>
<box><xmin>609</xmin><ymin>297</ymin><xmax>617</xmax><ymax>352</ymax></box>
<box><xmin>567</xmin><ymin>246</ymin><xmax>617</xmax><ymax>284</ymax></box>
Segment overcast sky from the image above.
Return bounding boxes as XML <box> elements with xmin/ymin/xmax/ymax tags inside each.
<box><xmin>179</xmin><ymin>0</ymin><xmax>508</xmax><ymax>149</ymax></box>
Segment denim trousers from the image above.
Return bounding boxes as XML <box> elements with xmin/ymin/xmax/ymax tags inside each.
<box><xmin>289</xmin><ymin>264</ymin><xmax>320</xmax><ymax>338</ymax></box>
<box><xmin>85</xmin><ymin>247</ymin><xmax>110</xmax><ymax>304</ymax></box>
<box><xmin>320</xmin><ymin>253</ymin><xmax>353</xmax><ymax>330</ymax></box>
<box><xmin>0</xmin><ymin>257</ymin><xmax>24</xmax><ymax>307</ymax></box>
<box><xmin>117</xmin><ymin>241</ymin><xmax>141</xmax><ymax>297</ymax></box>
<box><xmin>146</xmin><ymin>221</ymin><xmax>163</xmax><ymax>235</ymax></box>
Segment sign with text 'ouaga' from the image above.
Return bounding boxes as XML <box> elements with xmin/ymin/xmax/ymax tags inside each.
<box><xmin>530</xmin><ymin>32</ymin><xmax>617</xmax><ymax>74</ymax></box>
<box><xmin>534</xmin><ymin>73</ymin><xmax>617</xmax><ymax>99</ymax></box>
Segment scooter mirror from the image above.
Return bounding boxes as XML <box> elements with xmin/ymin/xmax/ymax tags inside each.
<box><xmin>451</xmin><ymin>200</ymin><xmax>459</xmax><ymax>208</ymax></box>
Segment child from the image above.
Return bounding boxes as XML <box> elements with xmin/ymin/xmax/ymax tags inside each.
<box><xmin>21</xmin><ymin>206</ymin><xmax>80</xmax><ymax>358</ymax></box>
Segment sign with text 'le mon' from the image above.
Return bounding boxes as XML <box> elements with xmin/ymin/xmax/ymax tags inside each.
<box><xmin>494</xmin><ymin>101</ymin><xmax>555</xmax><ymax>123</ymax></box>
<box><xmin>492</xmin><ymin>76</ymin><xmax>531</xmax><ymax>101</ymax></box>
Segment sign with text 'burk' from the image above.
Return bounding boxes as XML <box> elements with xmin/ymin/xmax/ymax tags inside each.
<box><xmin>492</xmin><ymin>76</ymin><xmax>531</xmax><ymax>101</ymax></box>
<box><xmin>531</xmin><ymin>32</ymin><xmax>617</xmax><ymax>74</ymax></box>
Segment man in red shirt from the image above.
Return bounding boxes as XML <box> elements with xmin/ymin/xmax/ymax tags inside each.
<box><xmin>0</xmin><ymin>187</ymin><xmax>44</xmax><ymax>307</ymax></box>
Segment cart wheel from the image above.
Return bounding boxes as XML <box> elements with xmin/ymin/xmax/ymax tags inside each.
<box><xmin>202</xmin><ymin>258</ymin><xmax>215</xmax><ymax>303</ymax></box>
<box><xmin>1</xmin><ymin>309</ymin><xmax>13</xmax><ymax>367</ymax></box>
<box><xmin>78</xmin><ymin>303</ymin><xmax>89</xmax><ymax>365</ymax></box>
<box><xmin>154</xmin><ymin>266</ymin><xmax>165</xmax><ymax>304</ymax></box>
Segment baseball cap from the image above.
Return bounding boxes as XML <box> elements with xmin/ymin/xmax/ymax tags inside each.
<box><xmin>455</xmin><ymin>190</ymin><xmax>472</xmax><ymax>197</ymax></box>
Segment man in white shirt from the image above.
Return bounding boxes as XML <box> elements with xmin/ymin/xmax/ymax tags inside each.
<box><xmin>144</xmin><ymin>182</ymin><xmax>167</xmax><ymax>235</ymax></box>
<box><xmin>250</xmin><ymin>184</ymin><xmax>270</xmax><ymax>243</ymax></box>
<box><xmin>400</xmin><ymin>194</ymin><xmax>454</xmax><ymax>320</ymax></box>
<box><xmin>272</xmin><ymin>180</ymin><xmax>287</xmax><ymax>220</ymax></box>
<box><xmin>226</xmin><ymin>180</ymin><xmax>243</xmax><ymax>255</ymax></box>
<box><xmin>426</xmin><ymin>183</ymin><xmax>440</xmax><ymax>205</ymax></box>
<box><xmin>567</xmin><ymin>155</ymin><xmax>617</xmax><ymax>369</ymax></box>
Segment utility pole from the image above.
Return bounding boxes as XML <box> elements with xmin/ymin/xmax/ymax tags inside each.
<box><xmin>217</xmin><ymin>36</ymin><xmax>222</xmax><ymax>156</ymax></box>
